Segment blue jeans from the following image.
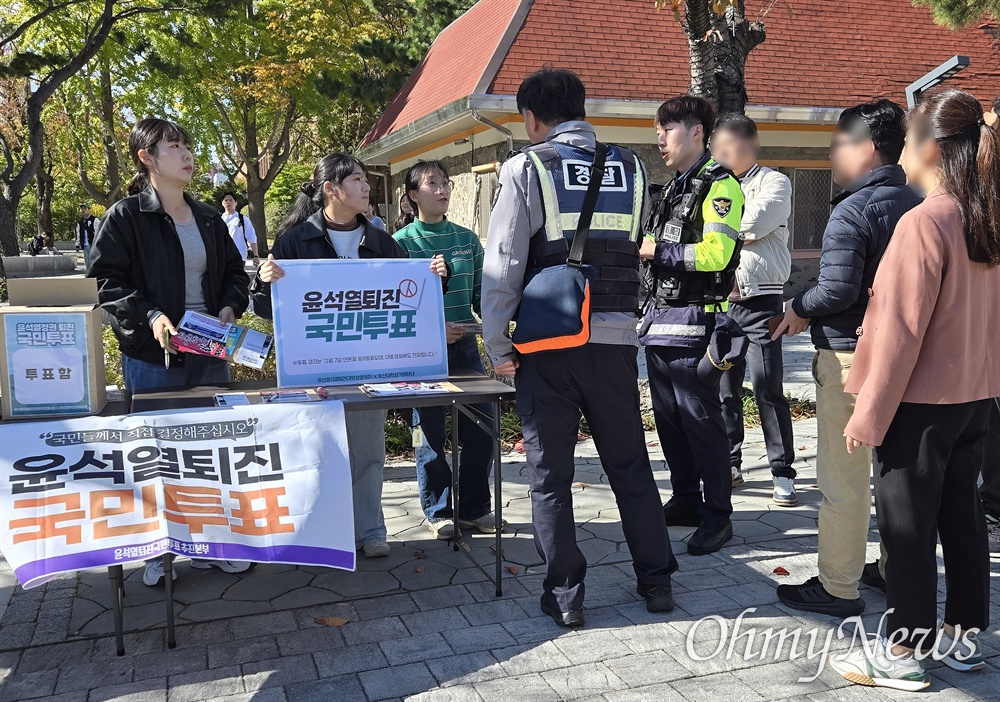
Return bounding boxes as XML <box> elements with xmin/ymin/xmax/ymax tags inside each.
<box><xmin>413</xmin><ymin>335</ymin><xmax>493</xmax><ymax>521</ymax></box>
<box><xmin>347</xmin><ymin>410</ymin><xmax>388</xmax><ymax>547</ymax></box>
<box><xmin>122</xmin><ymin>353</ymin><xmax>230</xmax><ymax>402</ymax></box>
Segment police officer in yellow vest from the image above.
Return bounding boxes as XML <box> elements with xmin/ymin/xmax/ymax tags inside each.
<box><xmin>483</xmin><ymin>69</ymin><xmax>677</xmax><ymax>627</ymax></box>
<box><xmin>640</xmin><ymin>96</ymin><xmax>745</xmax><ymax>556</ymax></box>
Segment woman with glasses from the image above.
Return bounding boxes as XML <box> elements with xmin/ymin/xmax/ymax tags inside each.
<box><xmin>393</xmin><ymin>161</ymin><xmax>506</xmax><ymax>540</ymax></box>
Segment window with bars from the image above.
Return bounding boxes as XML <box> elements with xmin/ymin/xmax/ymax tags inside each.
<box><xmin>777</xmin><ymin>167</ymin><xmax>842</xmax><ymax>252</ymax></box>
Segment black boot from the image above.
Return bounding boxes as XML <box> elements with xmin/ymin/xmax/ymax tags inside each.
<box><xmin>860</xmin><ymin>561</ymin><xmax>886</xmax><ymax>594</ymax></box>
<box><xmin>637</xmin><ymin>584</ymin><xmax>674</xmax><ymax>613</ymax></box>
<box><xmin>687</xmin><ymin>520</ymin><xmax>733</xmax><ymax>555</ymax></box>
<box><xmin>777</xmin><ymin>576</ymin><xmax>865</xmax><ymax>617</ymax></box>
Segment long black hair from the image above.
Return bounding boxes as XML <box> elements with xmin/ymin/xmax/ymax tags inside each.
<box><xmin>909</xmin><ymin>88</ymin><xmax>1000</xmax><ymax>267</ymax></box>
<box><xmin>275</xmin><ymin>153</ymin><xmax>367</xmax><ymax>239</ymax></box>
<box><xmin>126</xmin><ymin>118</ymin><xmax>192</xmax><ymax>196</ymax></box>
<box><xmin>403</xmin><ymin>160</ymin><xmax>449</xmax><ymax>218</ymax></box>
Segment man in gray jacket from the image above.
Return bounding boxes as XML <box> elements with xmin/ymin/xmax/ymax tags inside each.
<box><xmin>482</xmin><ymin>69</ymin><xmax>676</xmax><ymax>626</ymax></box>
<box><xmin>711</xmin><ymin>114</ymin><xmax>797</xmax><ymax>507</ymax></box>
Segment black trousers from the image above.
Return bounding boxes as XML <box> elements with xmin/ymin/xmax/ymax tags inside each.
<box><xmin>875</xmin><ymin>400</ymin><xmax>992</xmax><ymax>650</ymax></box>
<box><xmin>646</xmin><ymin>345</ymin><xmax>733</xmax><ymax>527</ymax></box>
<box><xmin>719</xmin><ymin>295</ymin><xmax>796</xmax><ymax>478</ymax></box>
<box><xmin>977</xmin><ymin>398</ymin><xmax>1000</xmax><ymax>517</ymax></box>
<box><xmin>516</xmin><ymin>344</ymin><xmax>677</xmax><ymax>611</ymax></box>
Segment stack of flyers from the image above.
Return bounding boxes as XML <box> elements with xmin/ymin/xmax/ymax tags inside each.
<box><xmin>170</xmin><ymin>311</ymin><xmax>274</xmax><ymax>370</ymax></box>
<box><xmin>360</xmin><ymin>381</ymin><xmax>462</xmax><ymax>397</ymax></box>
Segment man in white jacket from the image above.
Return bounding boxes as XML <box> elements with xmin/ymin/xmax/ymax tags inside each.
<box><xmin>711</xmin><ymin>114</ymin><xmax>797</xmax><ymax>507</ymax></box>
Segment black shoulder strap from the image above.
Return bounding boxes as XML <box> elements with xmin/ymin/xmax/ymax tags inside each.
<box><xmin>567</xmin><ymin>141</ymin><xmax>608</xmax><ymax>268</ymax></box>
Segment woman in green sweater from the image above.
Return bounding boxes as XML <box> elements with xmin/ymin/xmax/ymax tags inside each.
<box><xmin>394</xmin><ymin>161</ymin><xmax>506</xmax><ymax>539</ymax></box>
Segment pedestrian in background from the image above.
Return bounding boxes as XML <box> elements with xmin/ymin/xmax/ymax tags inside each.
<box><xmin>220</xmin><ymin>191</ymin><xmax>259</xmax><ymax>267</ymax></box>
<box><xmin>711</xmin><ymin>113</ymin><xmax>797</xmax><ymax>506</ymax></box>
<box><xmin>774</xmin><ymin>100</ymin><xmax>921</xmax><ymax>617</ymax></box>
<box><xmin>834</xmin><ymin>87</ymin><xmax>1000</xmax><ymax>691</ymax></box>
<box><xmin>77</xmin><ymin>203</ymin><xmax>99</xmax><ymax>270</ymax></box>
<box><xmin>394</xmin><ymin>192</ymin><xmax>415</xmax><ymax>231</ymax></box>
<box><xmin>394</xmin><ymin>160</ymin><xmax>504</xmax><ymax>541</ymax></box>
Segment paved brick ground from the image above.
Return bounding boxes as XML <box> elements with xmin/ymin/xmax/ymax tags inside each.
<box><xmin>1</xmin><ymin>339</ymin><xmax>998</xmax><ymax>700</ymax></box>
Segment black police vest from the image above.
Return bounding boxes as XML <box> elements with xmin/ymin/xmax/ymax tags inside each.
<box><xmin>523</xmin><ymin>141</ymin><xmax>645</xmax><ymax>315</ymax></box>
<box><xmin>645</xmin><ymin>158</ymin><xmax>741</xmax><ymax>309</ymax></box>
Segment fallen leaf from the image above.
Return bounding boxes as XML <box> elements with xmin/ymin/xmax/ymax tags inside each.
<box><xmin>646</xmin><ymin>441</ymin><xmax>659</xmax><ymax>447</ymax></box>
<box><xmin>773</xmin><ymin>566</ymin><xmax>790</xmax><ymax>576</ymax></box>
<box><xmin>572</xmin><ymin>482</ymin><xmax>590</xmax><ymax>489</ymax></box>
<box><xmin>415</xmin><ymin>566</ymin><xmax>425</xmax><ymax>573</ymax></box>
<box><xmin>797</xmin><ymin>446</ymin><xmax>807</xmax><ymax>451</ymax></box>
<box><xmin>314</xmin><ymin>616</ymin><xmax>349</xmax><ymax>627</ymax></box>
<box><xmin>489</xmin><ymin>545</ymin><xmax>506</xmax><ymax>556</ymax></box>
<box><xmin>576</xmin><ymin>433</ymin><xmax>587</xmax><ymax>442</ymax></box>
<box><xmin>414</xmin><ymin>551</ymin><xmax>428</xmax><ymax>559</ymax></box>
<box><xmin>505</xmin><ymin>565</ymin><xmax>518</xmax><ymax>575</ymax></box>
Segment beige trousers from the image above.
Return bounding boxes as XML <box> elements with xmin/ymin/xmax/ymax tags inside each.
<box><xmin>813</xmin><ymin>349</ymin><xmax>886</xmax><ymax>600</ymax></box>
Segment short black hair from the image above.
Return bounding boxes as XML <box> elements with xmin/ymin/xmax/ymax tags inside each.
<box><xmin>714</xmin><ymin>113</ymin><xmax>758</xmax><ymax>139</ymax></box>
<box><xmin>836</xmin><ymin>99</ymin><xmax>906</xmax><ymax>164</ymax></box>
<box><xmin>993</xmin><ymin>96</ymin><xmax>1000</xmax><ymax>113</ymax></box>
<box><xmin>655</xmin><ymin>96</ymin><xmax>717</xmax><ymax>148</ymax></box>
<box><xmin>79</xmin><ymin>203</ymin><xmax>90</xmax><ymax>209</ymax></box>
<box><xmin>221</xmin><ymin>191</ymin><xmax>237</xmax><ymax>200</ymax></box>
<box><xmin>516</xmin><ymin>68</ymin><xmax>586</xmax><ymax>126</ymax></box>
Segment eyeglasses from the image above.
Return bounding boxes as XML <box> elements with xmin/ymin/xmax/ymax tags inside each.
<box><xmin>421</xmin><ymin>179</ymin><xmax>453</xmax><ymax>192</ymax></box>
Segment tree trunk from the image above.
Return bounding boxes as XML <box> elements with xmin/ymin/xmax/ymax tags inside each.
<box><xmin>246</xmin><ymin>178</ymin><xmax>269</xmax><ymax>257</ymax></box>
<box><xmin>98</xmin><ymin>57</ymin><xmax>125</xmax><ymax>204</ymax></box>
<box><xmin>35</xmin><ymin>150</ymin><xmax>55</xmax><ymax>237</ymax></box>
<box><xmin>684</xmin><ymin>0</ymin><xmax>766</xmax><ymax>114</ymax></box>
<box><xmin>0</xmin><ymin>195</ymin><xmax>20</xmax><ymax>257</ymax></box>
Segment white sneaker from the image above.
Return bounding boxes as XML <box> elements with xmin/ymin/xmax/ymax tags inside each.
<box><xmin>828</xmin><ymin>635</ymin><xmax>929</xmax><ymax>691</ymax></box>
<box><xmin>772</xmin><ymin>476</ymin><xmax>798</xmax><ymax>507</ymax></box>
<box><xmin>935</xmin><ymin>628</ymin><xmax>987</xmax><ymax>671</ymax></box>
<box><xmin>142</xmin><ymin>559</ymin><xmax>178</xmax><ymax>587</ymax></box>
<box><xmin>457</xmin><ymin>513</ymin><xmax>508</xmax><ymax>534</ymax></box>
<box><xmin>427</xmin><ymin>519</ymin><xmax>455</xmax><ymax>540</ymax></box>
<box><xmin>190</xmin><ymin>559</ymin><xmax>253</xmax><ymax>574</ymax></box>
<box><xmin>361</xmin><ymin>541</ymin><xmax>390</xmax><ymax>558</ymax></box>
<box><xmin>732</xmin><ymin>466</ymin><xmax>745</xmax><ymax>487</ymax></box>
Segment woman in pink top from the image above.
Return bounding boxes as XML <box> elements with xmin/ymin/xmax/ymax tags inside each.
<box><xmin>831</xmin><ymin>89</ymin><xmax>1000</xmax><ymax>691</ymax></box>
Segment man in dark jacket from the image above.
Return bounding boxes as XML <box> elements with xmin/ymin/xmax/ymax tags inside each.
<box><xmin>773</xmin><ymin>99</ymin><xmax>921</xmax><ymax>617</ymax></box>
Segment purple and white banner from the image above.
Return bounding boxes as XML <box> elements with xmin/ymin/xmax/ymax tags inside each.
<box><xmin>0</xmin><ymin>402</ymin><xmax>355</xmax><ymax>588</ymax></box>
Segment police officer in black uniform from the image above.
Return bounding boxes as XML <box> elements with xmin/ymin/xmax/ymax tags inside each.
<box><xmin>639</xmin><ymin>96</ymin><xmax>746</xmax><ymax>556</ymax></box>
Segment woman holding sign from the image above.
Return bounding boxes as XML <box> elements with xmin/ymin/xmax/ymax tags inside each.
<box><xmin>252</xmin><ymin>153</ymin><xmax>448</xmax><ymax>558</ymax></box>
<box><xmin>393</xmin><ymin>161</ymin><xmax>506</xmax><ymax>540</ymax></box>
<box><xmin>88</xmin><ymin>118</ymin><xmax>251</xmax><ymax>586</ymax></box>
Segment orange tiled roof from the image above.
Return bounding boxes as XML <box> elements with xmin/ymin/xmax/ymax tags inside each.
<box><xmin>361</xmin><ymin>0</ymin><xmax>999</xmax><ymax>147</ymax></box>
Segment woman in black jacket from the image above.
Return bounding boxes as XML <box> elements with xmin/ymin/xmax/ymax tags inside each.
<box><xmin>88</xmin><ymin>118</ymin><xmax>250</xmax><ymax>586</ymax></box>
<box><xmin>253</xmin><ymin>153</ymin><xmax>446</xmax><ymax>559</ymax></box>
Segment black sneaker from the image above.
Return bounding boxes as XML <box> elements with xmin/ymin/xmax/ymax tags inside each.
<box><xmin>687</xmin><ymin>520</ymin><xmax>733</xmax><ymax>555</ymax></box>
<box><xmin>860</xmin><ymin>561</ymin><xmax>886</xmax><ymax>594</ymax></box>
<box><xmin>540</xmin><ymin>600</ymin><xmax>584</xmax><ymax>628</ymax></box>
<box><xmin>637</xmin><ymin>583</ymin><xmax>674</xmax><ymax>613</ymax></box>
<box><xmin>662</xmin><ymin>498</ymin><xmax>702</xmax><ymax>527</ymax></box>
<box><xmin>777</xmin><ymin>576</ymin><xmax>865</xmax><ymax>617</ymax></box>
